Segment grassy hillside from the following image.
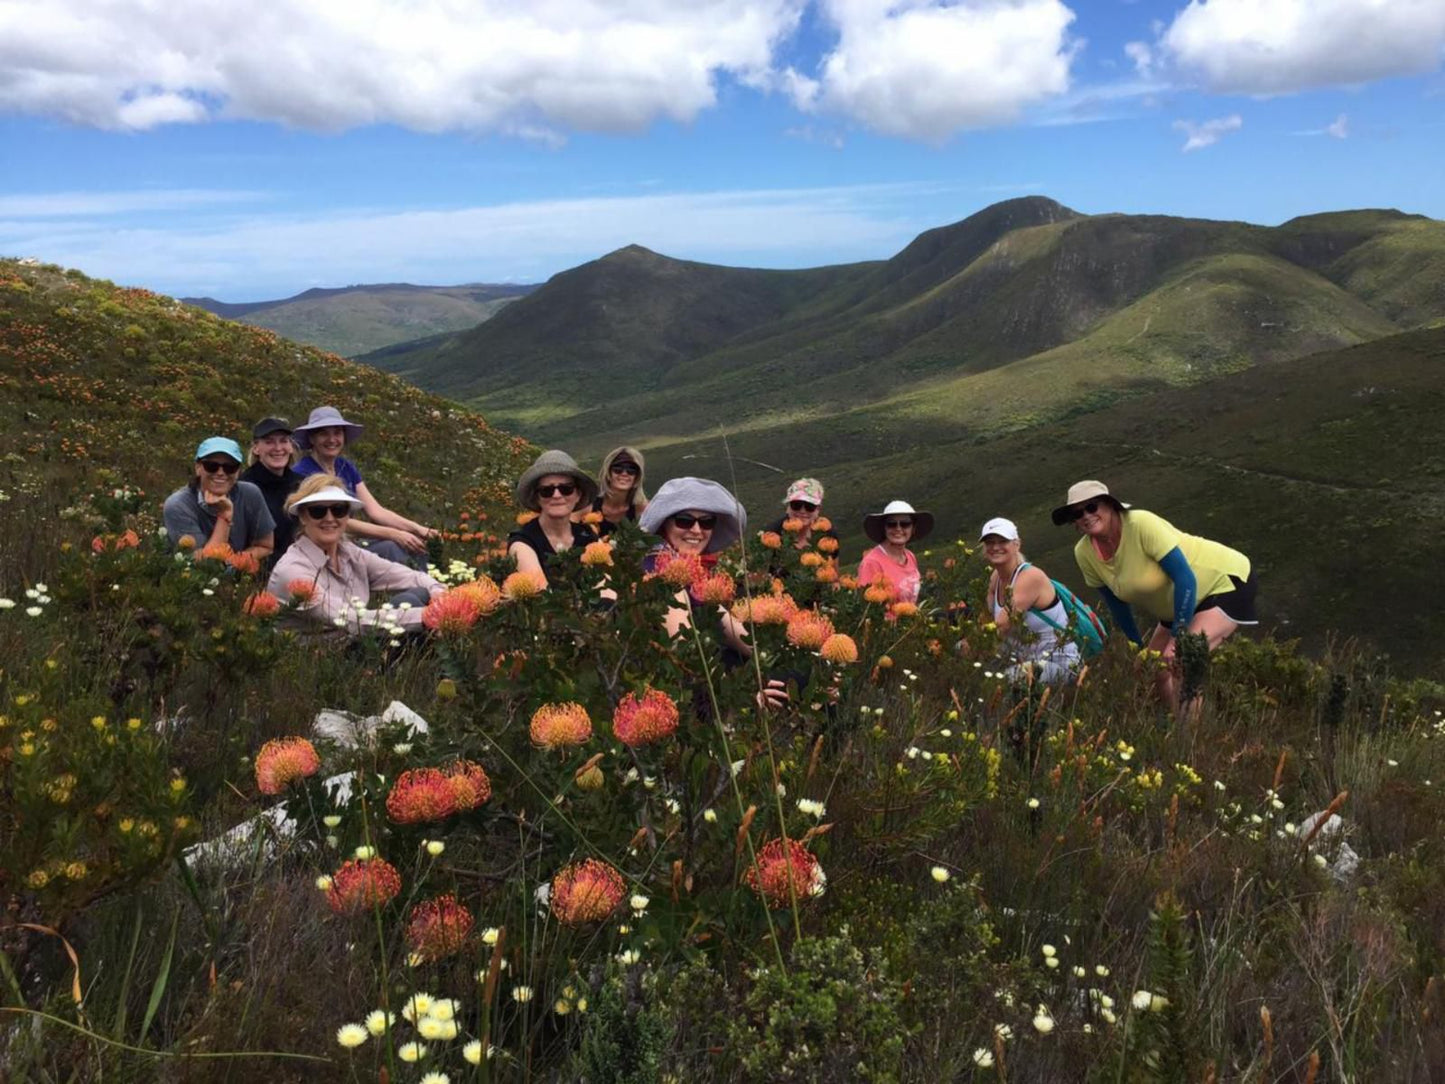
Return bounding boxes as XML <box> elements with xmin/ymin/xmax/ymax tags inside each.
<box><xmin>0</xmin><ymin>259</ymin><xmax>534</xmax><ymax>584</ymax></box>
<box><xmin>185</xmin><ymin>282</ymin><xmax>536</xmax><ymax>357</ymax></box>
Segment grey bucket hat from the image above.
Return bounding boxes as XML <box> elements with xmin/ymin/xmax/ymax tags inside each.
<box><xmin>515</xmin><ymin>450</ymin><xmax>598</xmax><ymax>512</ymax></box>
<box><xmin>639</xmin><ymin>478</ymin><xmax>747</xmax><ymax>554</ymax></box>
<box><xmin>292</xmin><ymin>406</ymin><xmax>363</xmax><ymax>450</ymax></box>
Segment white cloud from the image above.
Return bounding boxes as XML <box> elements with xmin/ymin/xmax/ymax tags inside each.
<box><xmin>0</xmin><ymin>0</ymin><xmax>806</xmax><ymax>133</ymax></box>
<box><xmin>1123</xmin><ymin>40</ymin><xmax>1153</xmax><ymax>76</ymax></box>
<box><xmin>1160</xmin><ymin>0</ymin><xmax>1445</xmax><ymax>95</ymax></box>
<box><xmin>1173</xmin><ymin>113</ymin><xmax>1241</xmax><ymax>152</ymax></box>
<box><xmin>1327</xmin><ymin>113</ymin><xmax>1350</xmax><ymax>139</ymax></box>
<box><xmin>787</xmin><ymin>0</ymin><xmax>1078</xmax><ymax>142</ymax></box>
<box><xmin>0</xmin><ymin>183</ymin><xmax>946</xmax><ymax>298</ymax></box>
<box><xmin>0</xmin><ymin>190</ymin><xmax>267</xmax><ymax>217</ymax></box>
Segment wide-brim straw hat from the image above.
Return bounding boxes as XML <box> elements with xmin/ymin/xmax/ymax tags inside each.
<box><xmin>863</xmin><ymin>499</ymin><xmax>934</xmax><ymax>544</ymax></box>
<box><xmin>1050</xmin><ymin>480</ymin><xmax>1130</xmax><ymax>526</ymax></box>
<box><xmin>292</xmin><ymin>406</ymin><xmax>363</xmax><ymax>450</ymax></box>
<box><xmin>638</xmin><ymin>478</ymin><xmax>747</xmax><ymax>554</ymax></box>
<box><xmin>516</xmin><ymin>449</ymin><xmax>598</xmax><ymax>512</ymax></box>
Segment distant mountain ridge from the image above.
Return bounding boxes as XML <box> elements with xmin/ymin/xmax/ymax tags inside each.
<box><xmin>184</xmin><ymin>281</ymin><xmax>539</xmax><ymax>357</ymax></box>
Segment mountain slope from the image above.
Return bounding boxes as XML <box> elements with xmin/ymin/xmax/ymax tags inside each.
<box><xmin>184</xmin><ymin>282</ymin><xmax>537</xmax><ymax>357</ymax></box>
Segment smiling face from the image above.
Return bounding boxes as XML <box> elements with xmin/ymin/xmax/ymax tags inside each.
<box><xmin>308</xmin><ymin>425</ymin><xmax>348</xmax><ymax>460</ymax></box>
<box><xmin>1070</xmin><ymin>499</ymin><xmax>1119</xmax><ymax>539</ymax></box>
<box><xmin>882</xmin><ymin>515</ymin><xmax>914</xmax><ymax>546</ymax></box>
<box><xmin>299</xmin><ymin>500</ymin><xmax>351</xmax><ymax>549</ymax></box>
<box><xmin>194</xmin><ymin>455</ymin><xmax>240</xmax><ymax>497</ymax></box>
<box><xmin>981</xmin><ymin>534</ymin><xmax>1019</xmax><ymax>567</ymax></box>
<box><xmin>663</xmin><ymin>509</ymin><xmax>716</xmax><ymax>554</ymax></box>
<box><xmin>252</xmin><ymin>432</ymin><xmax>294</xmax><ymax>474</ymax></box>
<box><xmin>535</xmin><ymin>473</ymin><xmax>580</xmax><ymax>519</ymax></box>
<box><xmin>787</xmin><ymin>499</ymin><xmax>819</xmax><ymax>527</ymax></box>
<box><xmin>607</xmin><ymin>460</ymin><xmax>640</xmax><ymax>495</ymax></box>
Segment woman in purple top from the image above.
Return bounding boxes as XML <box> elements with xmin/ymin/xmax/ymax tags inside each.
<box><xmin>292</xmin><ymin>406</ymin><xmax>437</xmax><ymax>565</ymax></box>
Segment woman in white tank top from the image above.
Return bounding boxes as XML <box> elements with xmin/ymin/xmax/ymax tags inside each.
<box><xmin>979</xmin><ymin>517</ymin><xmax>1080</xmax><ymax>685</ymax></box>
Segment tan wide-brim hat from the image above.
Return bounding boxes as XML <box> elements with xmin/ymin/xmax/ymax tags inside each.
<box><xmin>515</xmin><ymin>449</ymin><xmax>598</xmax><ymax>512</ymax></box>
<box><xmin>863</xmin><ymin>499</ymin><xmax>934</xmax><ymax>544</ymax></box>
<box><xmin>1051</xmin><ymin>480</ymin><xmax>1130</xmax><ymax>526</ymax></box>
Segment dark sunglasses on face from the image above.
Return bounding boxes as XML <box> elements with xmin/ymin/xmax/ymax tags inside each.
<box><xmin>611</xmin><ymin>463</ymin><xmax>640</xmax><ymax>476</ymax></box>
<box><xmin>303</xmin><ymin>503</ymin><xmax>353</xmax><ymax>520</ymax></box>
<box><xmin>199</xmin><ymin>459</ymin><xmax>240</xmax><ymax>475</ymax></box>
<box><xmin>671</xmin><ymin>513</ymin><xmax>717</xmax><ymax>531</ymax></box>
<box><xmin>536</xmin><ymin>483</ymin><xmax>578</xmax><ymax>498</ymax></box>
<box><xmin>1066</xmin><ymin>500</ymin><xmax>1103</xmax><ymax>522</ymax></box>
<box><xmin>788</xmin><ymin>500</ymin><xmax>817</xmax><ymax>512</ymax></box>
<box><xmin>884</xmin><ymin>519</ymin><xmax>913</xmax><ymax>530</ymax></box>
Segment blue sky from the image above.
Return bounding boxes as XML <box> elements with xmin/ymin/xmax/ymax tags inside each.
<box><xmin>1</xmin><ymin>0</ymin><xmax>1442</xmax><ymax>300</ymax></box>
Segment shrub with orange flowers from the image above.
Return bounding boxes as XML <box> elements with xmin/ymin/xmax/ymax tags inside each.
<box><xmin>197</xmin><ymin>541</ymin><xmax>233</xmax><ymax>562</ymax></box>
<box><xmin>422</xmin><ymin>587</ymin><xmax>484</xmax><ymax>635</ymax></box>
<box><xmin>744</xmin><ymin>838</ymin><xmax>826</xmax><ymax>908</ymax></box>
<box><xmin>550</xmin><ymin>859</ymin><xmax>626</xmax><ymax>925</ymax></box>
<box><xmin>820</xmin><ymin>633</ymin><xmax>859</xmax><ymax>664</ymax></box>
<box><xmin>254</xmin><ymin>736</ymin><xmax>321</xmax><ymax>794</ymax></box>
<box><xmin>758</xmin><ymin>531</ymin><xmax>783</xmax><ymax>550</ymax></box>
<box><xmin>243</xmin><ymin>591</ymin><xmax>281</xmax><ymax>618</ymax></box>
<box><xmin>786</xmin><ymin>610</ymin><xmax>835</xmax><ymax>650</ymax></box>
<box><xmin>286</xmin><ymin>578</ymin><xmax>316</xmax><ymax>604</ymax></box>
<box><xmin>612</xmin><ymin>687</ymin><xmax>681</xmax><ymax>747</ymax></box>
<box><xmin>652</xmin><ymin>551</ymin><xmax>705</xmax><ymax>589</ymax></box>
<box><xmin>227</xmin><ymin>551</ymin><xmax>261</xmax><ymax>575</ymax></box>
<box><xmin>326</xmin><ymin>857</ymin><xmax>403</xmax><ymax>914</ymax></box>
<box><xmin>799</xmin><ymin>552</ymin><xmax>824</xmax><ymax>569</ymax></box>
<box><xmin>530</xmin><ymin>702</ymin><xmax>593</xmax><ymax>749</ymax></box>
<box><xmin>581</xmin><ymin>540</ymin><xmax>614</xmax><ymax>567</ymax></box>
<box><xmin>405</xmin><ymin>894</ymin><xmax>475</xmax><ymax>961</ymax></box>
<box><xmin>387</xmin><ymin>761</ymin><xmax>491</xmax><ymax>823</ymax></box>
<box><xmin>503</xmin><ymin>569</ymin><xmax>547</xmax><ymax>599</ymax></box>
<box><xmin>693</xmin><ymin>572</ymin><xmax>736</xmax><ymax>605</ymax></box>
<box><xmin>816</xmin><ymin>536</ymin><xmax>839</xmax><ymax>554</ymax></box>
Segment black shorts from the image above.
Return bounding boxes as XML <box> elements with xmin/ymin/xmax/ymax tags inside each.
<box><xmin>1163</xmin><ymin>573</ymin><xmax>1258</xmax><ymax>629</ymax></box>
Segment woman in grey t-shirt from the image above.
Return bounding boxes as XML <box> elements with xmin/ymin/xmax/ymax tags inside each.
<box><xmin>162</xmin><ymin>436</ymin><xmax>275</xmax><ymax>563</ymax></box>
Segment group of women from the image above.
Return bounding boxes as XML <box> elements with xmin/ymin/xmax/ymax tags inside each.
<box><xmin>164</xmin><ymin>412</ymin><xmax>1257</xmax><ymax>709</ymax></box>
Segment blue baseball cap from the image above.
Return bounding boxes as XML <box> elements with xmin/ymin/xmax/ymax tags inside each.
<box><xmin>194</xmin><ymin>436</ymin><xmax>244</xmax><ymax>463</ymax></box>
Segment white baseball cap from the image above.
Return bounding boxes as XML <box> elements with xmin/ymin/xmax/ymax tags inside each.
<box><xmin>978</xmin><ymin>517</ymin><xmax>1020</xmax><ymax>542</ymax></box>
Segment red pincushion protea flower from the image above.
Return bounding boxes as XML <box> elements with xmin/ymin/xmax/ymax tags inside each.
<box><xmin>254</xmin><ymin>737</ymin><xmax>321</xmax><ymax>794</ymax></box>
<box><xmin>327</xmin><ymin>857</ymin><xmax>402</xmax><ymax>914</ymax></box>
<box><xmin>612</xmin><ymin>687</ymin><xmax>680</xmax><ymax>747</ymax></box>
<box><xmin>693</xmin><ymin>572</ymin><xmax>736</xmax><ymax>605</ymax></box>
<box><xmin>386</xmin><ymin>768</ymin><xmax>459</xmax><ymax>824</ymax></box>
<box><xmin>820</xmin><ymin>633</ymin><xmax>859</xmax><ymax>664</ymax></box>
<box><xmin>444</xmin><ymin>759</ymin><xmax>492</xmax><ymax>812</ymax></box>
<box><xmin>530</xmin><ymin>702</ymin><xmax>593</xmax><ymax>750</ymax></box>
<box><xmin>744</xmin><ymin>838</ymin><xmax>826</xmax><ymax>908</ymax></box>
<box><xmin>731</xmin><ymin>593</ymin><xmax>798</xmax><ymax>626</ymax></box>
<box><xmin>550</xmin><ymin>859</ymin><xmax>626</xmax><ymax>925</ymax></box>
<box><xmin>422</xmin><ymin>588</ymin><xmax>483</xmax><ymax>635</ymax></box>
<box><xmin>198</xmin><ymin>541</ymin><xmax>234</xmax><ymax>562</ymax></box>
<box><xmin>652</xmin><ymin>550</ymin><xmax>704</xmax><ymax>589</ymax></box>
<box><xmin>91</xmin><ymin>534</ymin><xmax>109</xmax><ymax>554</ymax></box>
<box><xmin>286</xmin><ymin>578</ymin><xmax>317</xmax><ymax>604</ymax></box>
<box><xmin>244</xmin><ymin>591</ymin><xmax>282</xmax><ymax>618</ymax></box>
<box><xmin>228</xmin><ymin>550</ymin><xmax>261</xmax><ymax>575</ymax></box>
<box><xmin>786</xmin><ymin>610</ymin><xmax>834</xmax><ymax>650</ymax></box>
<box><xmin>503</xmin><ymin>570</ymin><xmax>547</xmax><ymax>599</ymax></box>
<box><xmin>405</xmin><ymin>894</ymin><xmax>475</xmax><ymax>961</ymax></box>
<box><xmin>456</xmin><ymin>576</ymin><xmax>502</xmax><ymax>614</ymax></box>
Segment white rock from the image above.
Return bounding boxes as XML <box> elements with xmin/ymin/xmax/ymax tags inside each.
<box><xmin>1300</xmin><ymin>809</ymin><xmax>1360</xmax><ymax>884</ymax></box>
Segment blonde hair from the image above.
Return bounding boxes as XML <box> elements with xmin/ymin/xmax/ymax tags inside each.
<box><xmin>599</xmin><ymin>446</ymin><xmax>648</xmax><ymax>514</ymax></box>
<box><xmin>284</xmin><ymin>473</ymin><xmax>343</xmax><ymax>517</ymax></box>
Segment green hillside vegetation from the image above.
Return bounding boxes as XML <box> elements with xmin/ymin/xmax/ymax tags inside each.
<box><xmin>0</xmin><ymin>261</ymin><xmax>535</xmax><ymax>571</ymax></box>
<box><xmin>185</xmin><ymin>282</ymin><xmax>535</xmax><ymax>357</ymax></box>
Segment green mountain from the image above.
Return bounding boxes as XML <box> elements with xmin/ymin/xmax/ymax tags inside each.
<box><xmin>183</xmin><ymin>281</ymin><xmax>537</xmax><ymax>357</ymax></box>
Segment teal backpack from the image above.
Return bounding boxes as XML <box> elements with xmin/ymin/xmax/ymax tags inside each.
<box><xmin>1017</xmin><ymin>563</ymin><xmax>1108</xmax><ymax>659</ymax></box>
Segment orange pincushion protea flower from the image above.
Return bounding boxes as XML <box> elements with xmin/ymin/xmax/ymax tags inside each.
<box><xmin>254</xmin><ymin>736</ymin><xmax>321</xmax><ymax>794</ymax></box>
<box><xmin>286</xmin><ymin>578</ymin><xmax>317</xmax><ymax>604</ymax></box>
<box><xmin>799</xmin><ymin>551</ymin><xmax>823</xmax><ymax>568</ymax></box>
<box><xmin>422</xmin><ymin>588</ymin><xmax>484</xmax><ymax>635</ymax></box>
<box><xmin>693</xmin><ymin>572</ymin><xmax>736</xmax><ymax>605</ymax></box>
<box><xmin>581</xmin><ymin>540</ymin><xmax>614</xmax><ymax>567</ymax></box>
<box><xmin>581</xmin><ymin>511</ymin><xmax>604</xmax><ymax>527</ymax></box>
<box><xmin>731</xmin><ymin>593</ymin><xmax>798</xmax><ymax>626</ymax></box>
<box><xmin>530</xmin><ymin>702</ymin><xmax>593</xmax><ymax>749</ymax></box>
<box><xmin>326</xmin><ymin>857</ymin><xmax>402</xmax><ymax>914</ymax></box>
<box><xmin>815</xmin><ymin>562</ymin><xmax>840</xmax><ymax>584</ymax></box>
<box><xmin>227</xmin><ymin>550</ymin><xmax>261</xmax><ymax>575</ymax></box>
<box><xmin>744</xmin><ymin>838</ymin><xmax>825</xmax><ymax>908</ymax></box>
<box><xmin>198</xmin><ymin>541</ymin><xmax>234</xmax><ymax>562</ymax></box>
<box><xmin>816</xmin><ymin>536</ymin><xmax>839</xmax><ymax>554</ymax></box>
<box><xmin>786</xmin><ymin>610</ymin><xmax>834</xmax><ymax>650</ymax></box>
<box><xmin>820</xmin><ymin>633</ymin><xmax>859</xmax><ymax>664</ymax></box>
<box><xmin>550</xmin><ymin>859</ymin><xmax>626</xmax><ymax>925</ymax></box>
<box><xmin>456</xmin><ymin>575</ymin><xmax>502</xmax><ymax>614</ymax></box>
<box><xmin>652</xmin><ymin>551</ymin><xmax>704</xmax><ymax>589</ymax></box>
<box><xmin>863</xmin><ymin>581</ymin><xmax>893</xmax><ymax>605</ymax></box>
<box><xmin>612</xmin><ymin>687</ymin><xmax>680</xmax><ymax>747</ymax></box>
<box><xmin>118</xmin><ymin>529</ymin><xmax>141</xmax><ymax>550</ymax></box>
<box><xmin>890</xmin><ymin>602</ymin><xmax>920</xmax><ymax>618</ymax></box>
<box><xmin>758</xmin><ymin>531</ymin><xmax>783</xmax><ymax>550</ymax></box>
<box><xmin>813</xmin><ymin>516</ymin><xmax>832</xmax><ymax>532</ymax></box>
<box><xmin>444</xmin><ymin>759</ymin><xmax>492</xmax><ymax>811</ymax></box>
<box><xmin>91</xmin><ymin>535</ymin><xmax>109</xmax><ymax>554</ymax></box>
<box><xmin>503</xmin><ymin>570</ymin><xmax>547</xmax><ymax>599</ymax></box>
<box><xmin>244</xmin><ymin>591</ymin><xmax>282</xmax><ymax>618</ymax></box>
<box><xmin>781</xmin><ymin>517</ymin><xmax>804</xmax><ymax>533</ymax></box>
<box><xmin>386</xmin><ymin>761</ymin><xmax>491</xmax><ymax>823</ymax></box>
<box><xmin>516</xmin><ymin>511</ymin><xmax>539</xmax><ymax>526</ymax></box>
<box><xmin>405</xmin><ymin>894</ymin><xmax>475</xmax><ymax>961</ymax></box>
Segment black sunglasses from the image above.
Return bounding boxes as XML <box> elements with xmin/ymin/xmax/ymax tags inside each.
<box><xmin>884</xmin><ymin>518</ymin><xmax>913</xmax><ymax>530</ymax></box>
<box><xmin>199</xmin><ymin>459</ymin><xmax>240</xmax><ymax>475</ymax></box>
<box><xmin>610</xmin><ymin>463</ymin><xmax>640</xmax><ymax>476</ymax></box>
<box><xmin>1065</xmin><ymin>500</ymin><xmax>1103</xmax><ymax>522</ymax></box>
<box><xmin>788</xmin><ymin>500</ymin><xmax>817</xmax><ymax>512</ymax></box>
<box><xmin>303</xmin><ymin>503</ymin><xmax>353</xmax><ymax>520</ymax></box>
<box><xmin>536</xmin><ymin>483</ymin><xmax>578</xmax><ymax>498</ymax></box>
<box><xmin>671</xmin><ymin>513</ymin><xmax>717</xmax><ymax>530</ymax></box>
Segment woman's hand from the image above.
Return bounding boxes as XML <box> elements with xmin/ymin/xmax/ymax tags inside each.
<box><xmin>392</xmin><ymin>527</ymin><xmax>428</xmax><ymax>554</ymax></box>
<box><xmin>202</xmin><ymin>493</ymin><xmax>233</xmax><ymax>519</ymax></box>
<box><xmin>756</xmin><ymin>679</ymin><xmax>790</xmax><ymax>711</ymax></box>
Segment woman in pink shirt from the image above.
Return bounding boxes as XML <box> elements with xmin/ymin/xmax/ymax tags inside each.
<box><xmin>856</xmin><ymin>500</ymin><xmax>933</xmax><ymax>604</ymax></box>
